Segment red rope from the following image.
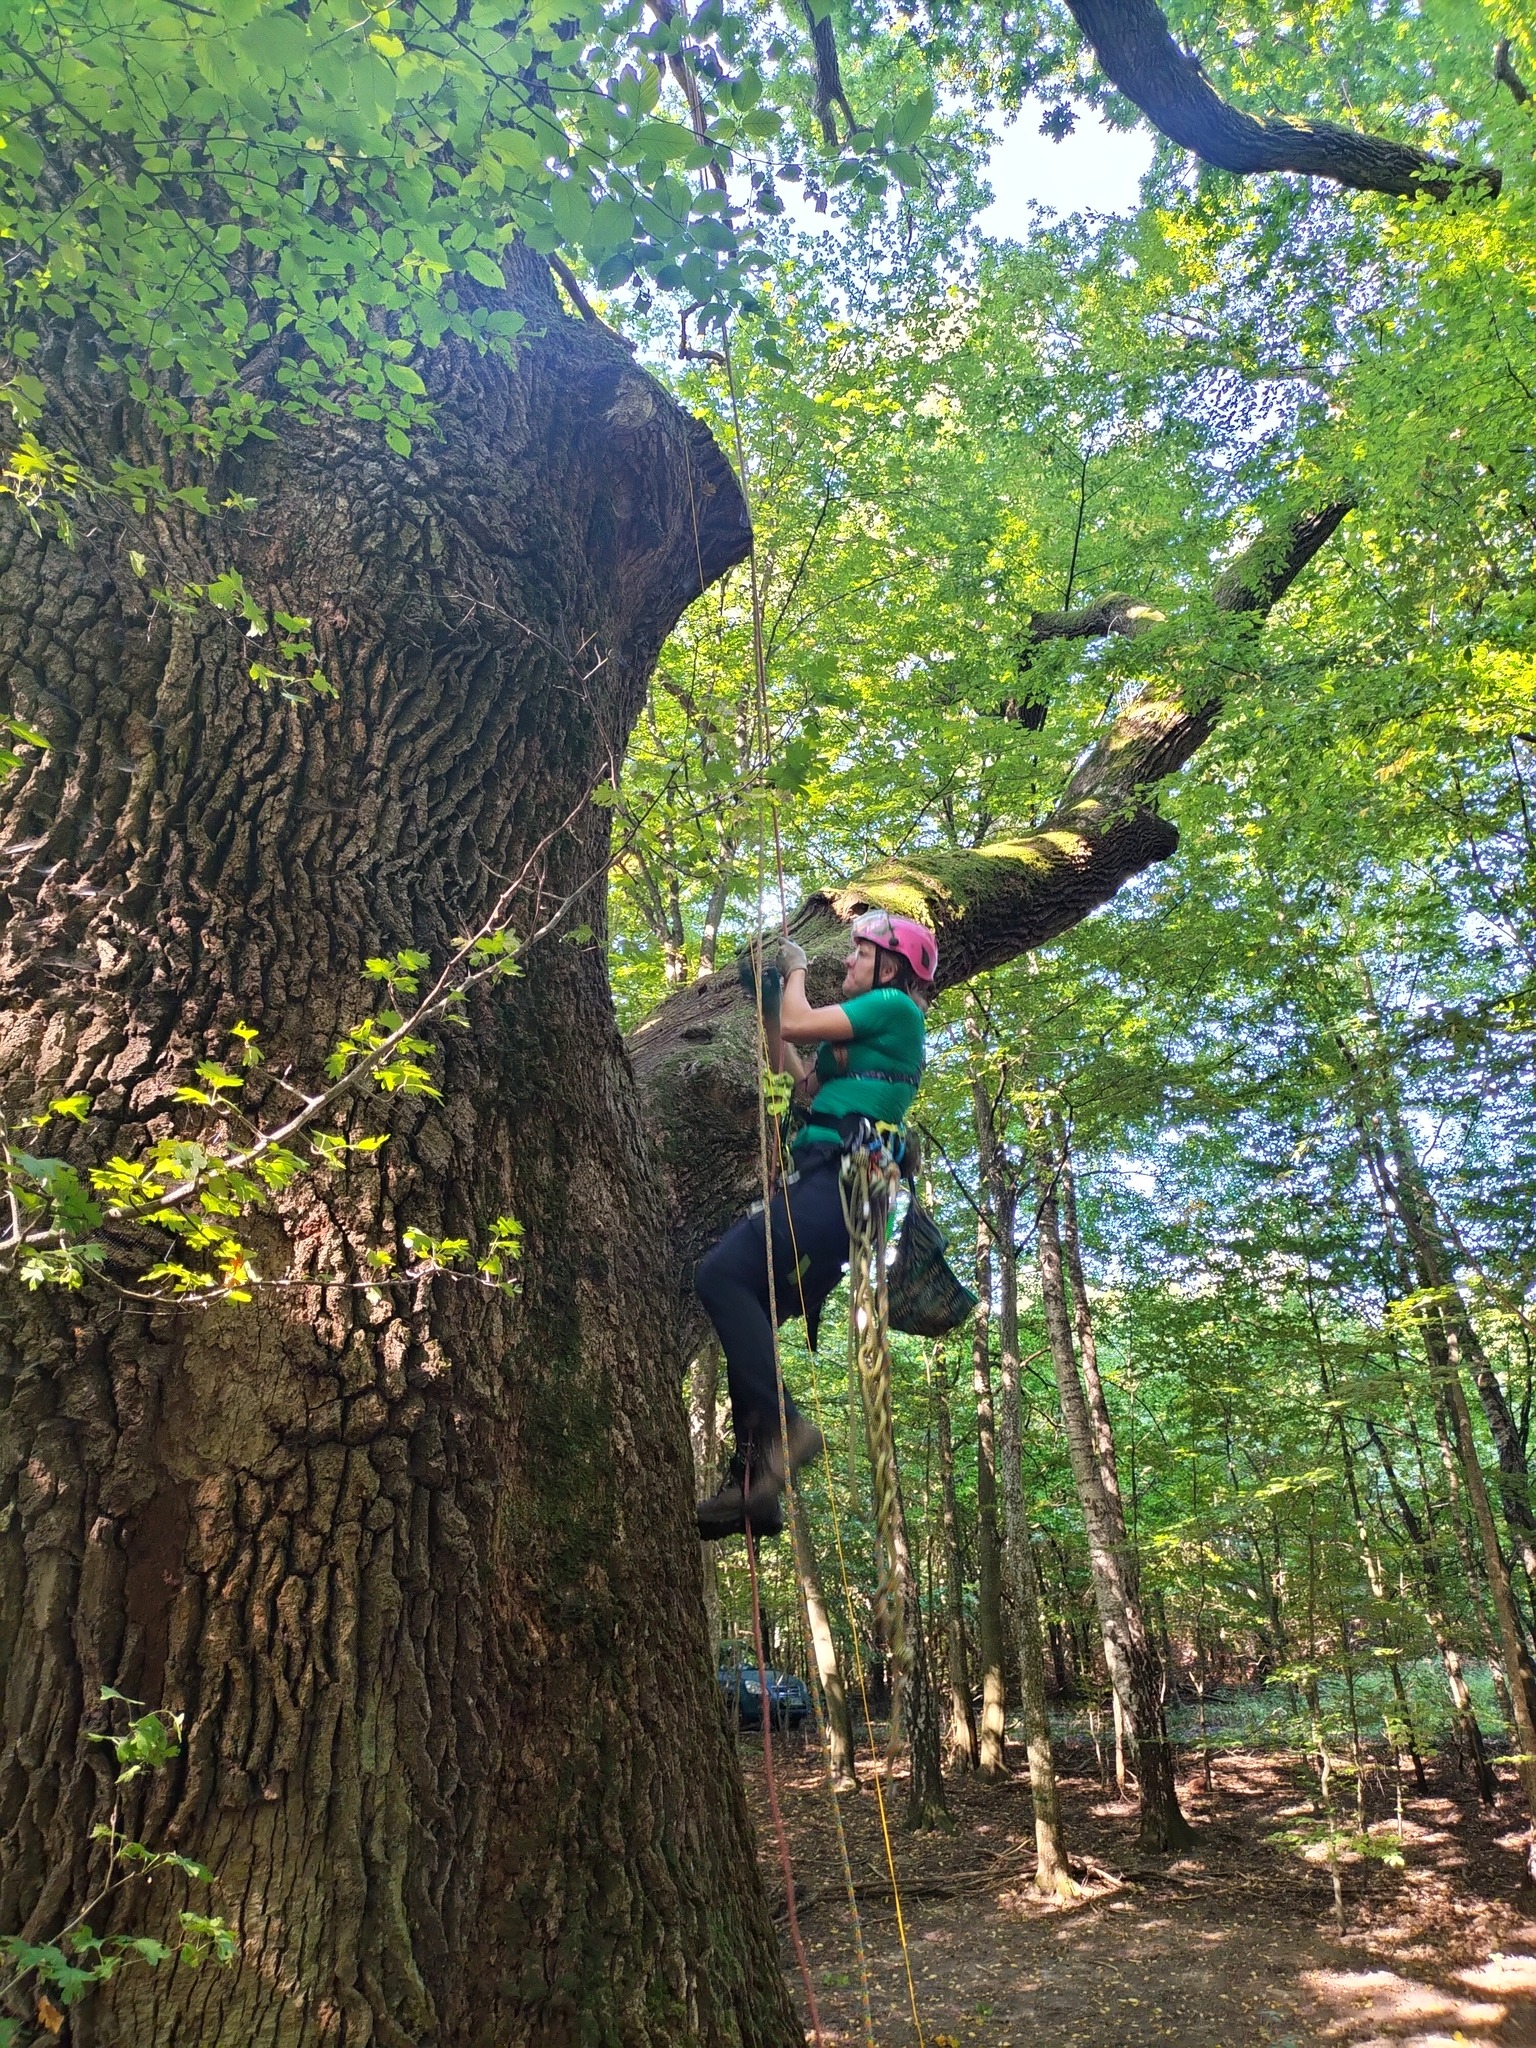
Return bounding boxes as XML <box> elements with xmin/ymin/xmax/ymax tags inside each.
<box><xmin>745</xmin><ymin>1500</ymin><xmax>825</xmax><ymax>2046</ymax></box>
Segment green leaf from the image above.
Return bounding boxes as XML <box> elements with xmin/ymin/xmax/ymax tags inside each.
<box><xmin>891</xmin><ymin>89</ymin><xmax>935</xmax><ymax>147</ymax></box>
<box><xmin>235</xmin><ymin>9</ymin><xmax>310</xmax><ymax>75</ymax></box>
<box><xmin>460</xmin><ymin>249</ymin><xmax>505</xmax><ymax>289</ymax></box>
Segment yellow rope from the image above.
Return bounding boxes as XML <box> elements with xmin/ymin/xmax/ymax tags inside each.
<box><xmin>779</xmin><ymin>1125</ymin><xmax>929</xmax><ymax>2048</ymax></box>
<box><xmin>842</xmin><ymin>1141</ymin><xmax>911</xmax><ymax>1744</ymax></box>
<box><xmin>722</xmin><ymin>325</ymin><xmax>926</xmax><ymax>2048</ymax></box>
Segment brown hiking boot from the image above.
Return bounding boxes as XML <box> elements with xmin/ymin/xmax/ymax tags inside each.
<box><xmin>696</xmin><ymin>1454</ymin><xmax>784</xmax><ymax>1543</ymax></box>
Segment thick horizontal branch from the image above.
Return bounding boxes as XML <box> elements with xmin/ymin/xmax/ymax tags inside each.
<box><xmin>630</xmin><ymin>502</ymin><xmax>1351</xmax><ymax>1266</ymax></box>
<box><xmin>1062</xmin><ymin>0</ymin><xmax>1500</xmax><ymax>199</ymax></box>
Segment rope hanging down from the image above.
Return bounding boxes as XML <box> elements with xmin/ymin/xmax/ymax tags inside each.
<box><xmin>718</xmin><ymin>324</ymin><xmax>926</xmax><ymax>2048</ymax></box>
<box><xmin>840</xmin><ymin>1135</ymin><xmax>912</xmax><ymax>1743</ymax></box>
<box><xmin>770</xmin><ymin>1122</ymin><xmax>925</xmax><ymax>2048</ymax></box>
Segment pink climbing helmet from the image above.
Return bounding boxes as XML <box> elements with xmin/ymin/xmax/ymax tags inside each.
<box><xmin>850</xmin><ymin>909</ymin><xmax>939</xmax><ymax>987</ymax></box>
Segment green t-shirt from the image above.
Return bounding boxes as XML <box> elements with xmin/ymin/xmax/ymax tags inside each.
<box><xmin>792</xmin><ymin>987</ymin><xmax>927</xmax><ymax>1152</ymax></box>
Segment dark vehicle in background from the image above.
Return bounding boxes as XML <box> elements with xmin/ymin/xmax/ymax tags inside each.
<box><xmin>717</xmin><ymin>1660</ymin><xmax>812</xmax><ymax>1731</ymax></box>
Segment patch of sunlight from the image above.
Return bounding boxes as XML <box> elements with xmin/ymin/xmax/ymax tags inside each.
<box><xmin>1457</xmin><ymin>1951</ymin><xmax>1536</xmax><ymax>1994</ymax></box>
<box><xmin>1300</xmin><ymin>1964</ymin><xmax>1505</xmax><ymax>2039</ymax></box>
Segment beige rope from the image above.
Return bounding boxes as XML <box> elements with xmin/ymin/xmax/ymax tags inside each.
<box><xmin>841</xmin><ymin>1137</ymin><xmax>911</xmax><ymax>1745</ymax></box>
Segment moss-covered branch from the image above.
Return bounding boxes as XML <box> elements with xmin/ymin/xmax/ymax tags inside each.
<box><xmin>630</xmin><ymin>503</ymin><xmax>1351</xmax><ymax>1266</ymax></box>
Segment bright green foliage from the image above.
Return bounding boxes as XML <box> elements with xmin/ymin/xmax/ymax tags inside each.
<box><xmin>0</xmin><ymin>0</ymin><xmax>951</xmax><ymax>500</ymax></box>
<box><xmin>0</xmin><ymin>930</ymin><xmax>530</xmax><ymax>1299</ymax></box>
<box><xmin>632</xmin><ymin>0</ymin><xmax>1535</xmax><ymax>1795</ymax></box>
<box><xmin>0</xmin><ymin>1690</ymin><xmax>235</xmax><ymax>2045</ymax></box>
<box><xmin>0</xmin><ymin>0</ymin><xmax>769</xmax><ymax>449</ymax></box>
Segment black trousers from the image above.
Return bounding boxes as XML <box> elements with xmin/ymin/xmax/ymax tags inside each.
<box><xmin>695</xmin><ymin>1144</ymin><xmax>850</xmax><ymax>1456</ymax></box>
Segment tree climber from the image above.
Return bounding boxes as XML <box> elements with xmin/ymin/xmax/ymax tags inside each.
<box><xmin>694</xmin><ymin>911</ymin><xmax>939</xmax><ymax>1540</ymax></box>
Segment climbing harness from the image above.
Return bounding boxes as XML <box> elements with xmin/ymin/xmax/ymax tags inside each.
<box><xmin>839</xmin><ymin>1128</ymin><xmax>912</xmax><ymax>1739</ymax></box>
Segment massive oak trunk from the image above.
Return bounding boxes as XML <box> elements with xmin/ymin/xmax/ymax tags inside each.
<box><xmin>0</xmin><ymin>278</ymin><xmax>802</xmax><ymax>2044</ymax></box>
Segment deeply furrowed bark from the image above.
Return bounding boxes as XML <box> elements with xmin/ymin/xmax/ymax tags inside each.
<box><xmin>0</xmin><ymin>269</ymin><xmax>803</xmax><ymax>2044</ymax></box>
<box><xmin>692</xmin><ymin>1343</ymin><xmax>724</xmax><ymax>1652</ymax></box>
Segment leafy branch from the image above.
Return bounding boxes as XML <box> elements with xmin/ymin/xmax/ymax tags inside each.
<box><xmin>0</xmin><ymin>759</ymin><xmax>668</xmax><ymax>1302</ymax></box>
<box><xmin>0</xmin><ymin>1691</ymin><xmax>236</xmax><ymax>2045</ymax></box>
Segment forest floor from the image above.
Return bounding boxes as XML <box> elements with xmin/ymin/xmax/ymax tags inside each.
<box><xmin>740</xmin><ymin>1733</ymin><xmax>1536</xmax><ymax>2047</ymax></box>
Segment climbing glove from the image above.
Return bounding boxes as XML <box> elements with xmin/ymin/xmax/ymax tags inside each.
<box><xmin>737</xmin><ymin>951</ymin><xmax>782</xmax><ymax>1019</ymax></box>
<box><xmin>778</xmin><ymin>940</ymin><xmax>808</xmax><ymax>975</ymax></box>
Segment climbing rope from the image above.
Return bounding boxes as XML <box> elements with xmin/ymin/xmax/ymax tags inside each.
<box><xmin>711</xmin><ymin>327</ymin><xmax>927</xmax><ymax>2048</ymax></box>
<box><xmin>775</xmin><ymin>1119</ymin><xmax>928</xmax><ymax>2048</ymax></box>
<box><xmin>716</xmin><ymin>332</ymin><xmax>828</xmax><ymax>2048</ymax></box>
<box><xmin>840</xmin><ymin>1135</ymin><xmax>911</xmax><ymax>1744</ymax></box>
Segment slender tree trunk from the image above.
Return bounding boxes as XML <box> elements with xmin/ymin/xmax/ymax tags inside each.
<box><xmin>790</xmin><ymin>1506</ymin><xmax>858</xmax><ymax>1794</ymax></box>
<box><xmin>1366</xmin><ymin>1415</ymin><xmax>1498</xmax><ymax>1803</ymax></box>
<box><xmin>1112</xmin><ymin>1690</ymin><xmax>1132</xmax><ymax>1799</ymax></box>
<box><xmin>695</xmin><ymin>844</ymin><xmax>738</xmax><ymax>979</ymax></box>
<box><xmin>932</xmin><ymin>1360</ymin><xmax>980</xmax><ymax>1772</ymax></box>
<box><xmin>1300</xmin><ymin>1273</ymin><xmax>1431</xmax><ymax>1797</ymax></box>
<box><xmin>1442</xmin><ymin>1342</ymin><xmax>1536</xmax><ymax>1873</ymax></box>
<box><xmin>1033</xmin><ymin>1150</ymin><xmax>1194</xmax><ymax>1852</ymax></box>
<box><xmin>1346</xmin><ymin>1008</ymin><xmax>1536</xmax><ymax>1603</ymax></box>
<box><xmin>969</xmin><ymin>1198</ymin><xmax>1008</xmax><ymax>1779</ymax></box>
<box><xmin>992</xmin><ymin>1185</ymin><xmax>1075</xmax><ymax>1893</ymax></box>
<box><xmin>1336</xmin><ymin>1417</ymin><xmax>1427</xmax><ymax>1793</ymax></box>
<box><xmin>891</xmin><ymin>1474</ymin><xmax>950</xmax><ymax>1829</ymax></box>
<box><xmin>692</xmin><ymin>1341</ymin><xmax>724</xmax><ymax>1654</ymax></box>
<box><xmin>1056</xmin><ymin>1119</ymin><xmax>1122</xmax><ymax>1511</ymax></box>
<box><xmin>1387</xmin><ymin>1658</ymin><xmax>1429</xmax><ymax>1795</ymax></box>
<box><xmin>662</xmin><ymin>825</ymin><xmax>689</xmax><ymax>986</ymax></box>
<box><xmin>1432</xmin><ymin>1385</ymin><xmax>1531</xmax><ymax>1741</ymax></box>
<box><xmin>1048</xmin><ymin>1615</ymin><xmax>1071</xmax><ymax>1697</ymax></box>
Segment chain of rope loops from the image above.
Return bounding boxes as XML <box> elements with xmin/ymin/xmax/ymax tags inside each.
<box><xmin>840</xmin><ymin>1133</ymin><xmax>911</xmax><ymax>1741</ymax></box>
